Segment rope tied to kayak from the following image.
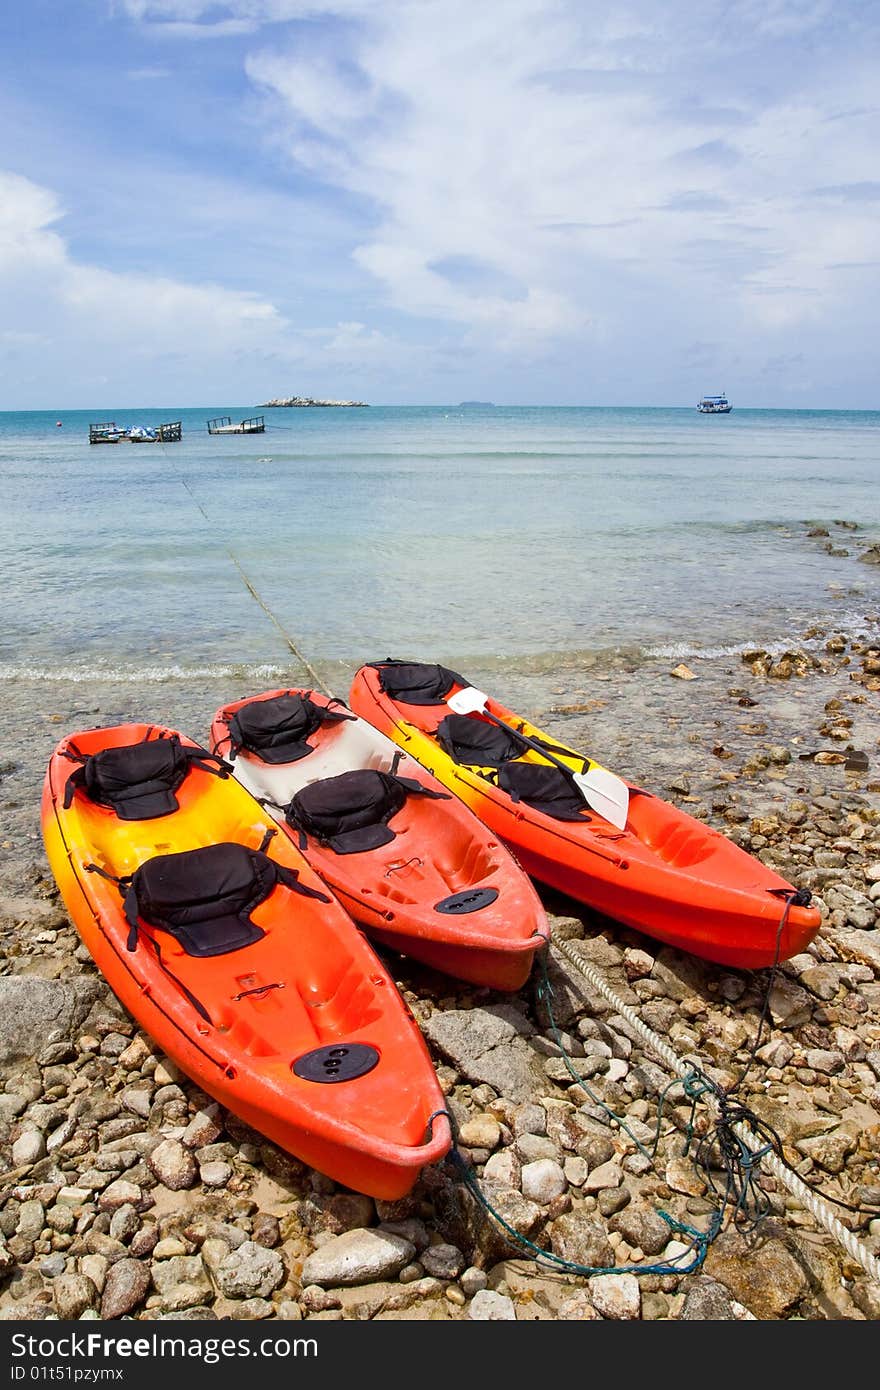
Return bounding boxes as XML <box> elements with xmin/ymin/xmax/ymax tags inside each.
<box><xmin>534</xmin><ymin>946</ymin><xmax>781</xmax><ymax>1240</ymax></box>
<box><xmin>444</xmin><ymin>1103</ymin><xmax>718</xmax><ymax>1279</ymax></box>
<box><xmin>547</xmin><ymin>931</ymin><xmax>880</xmax><ymax>1284</ymax></box>
<box><xmin>444</xmin><ymin>897</ymin><xmax>879</xmax><ymax>1285</ymax></box>
<box><xmin>166</xmin><ymin>450</ymin><xmax>335</xmax><ymax>698</ymax></box>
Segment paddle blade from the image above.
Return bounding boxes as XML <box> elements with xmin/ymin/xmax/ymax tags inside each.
<box><xmin>447</xmin><ymin>686</ymin><xmax>490</xmax><ymax>715</ymax></box>
<box><xmin>574</xmin><ymin>766</ymin><xmax>629</xmax><ymax>829</ymax></box>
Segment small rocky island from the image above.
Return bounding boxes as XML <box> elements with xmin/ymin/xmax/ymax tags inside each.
<box><xmin>261</xmin><ymin>396</ymin><xmax>368</xmax><ymax>407</ymax></box>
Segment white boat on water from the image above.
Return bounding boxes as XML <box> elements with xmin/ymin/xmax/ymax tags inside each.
<box><xmin>697</xmin><ymin>394</ymin><xmax>732</xmax><ymax>414</ymax></box>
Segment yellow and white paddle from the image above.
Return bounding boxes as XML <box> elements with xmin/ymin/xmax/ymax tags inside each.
<box><xmin>447</xmin><ymin>686</ymin><xmax>630</xmax><ymax>830</ymax></box>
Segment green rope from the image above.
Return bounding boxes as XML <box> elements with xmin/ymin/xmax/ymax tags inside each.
<box><xmin>535</xmin><ymin>959</ymin><xmax>648</xmax><ymax>1155</ymax></box>
<box><xmin>446</xmin><ymin>1112</ymin><xmax>718</xmax><ymax>1279</ymax></box>
<box><xmin>532</xmin><ymin>945</ymin><xmax>784</xmax><ymax>1242</ymax></box>
<box><xmin>442</xmin><ymin>945</ymin><xmax>752</xmax><ymax>1278</ymax></box>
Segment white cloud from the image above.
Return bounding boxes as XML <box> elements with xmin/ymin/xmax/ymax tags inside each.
<box><xmin>0</xmin><ymin>169</ymin><xmax>423</xmax><ymax>404</ymax></box>
<box><xmin>231</xmin><ymin>0</ymin><xmax>880</xmax><ymax>366</ymax></box>
<box><xmin>22</xmin><ymin>3</ymin><xmax>880</xmax><ymax>401</ymax></box>
<box><xmin>118</xmin><ymin>0</ymin><xmax>375</xmax><ymax>28</ymax></box>
<box><xmin>0</xmin><ymin>171</ymin><xmax>284</xmax><ymax>340</ymax></box>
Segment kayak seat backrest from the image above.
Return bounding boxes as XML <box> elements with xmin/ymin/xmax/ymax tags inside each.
<box><xmin>372</xmin><ymin>659</ymin><xmax>466</xmax><ymax>706</ymax></box>
<box><xmin>435</xmin><ymin>713</ymin><xmax>524</xmax><ymax>768</ymax></box>
<box><xmin>497</xmin><ymin>762</ymin><xmax>591</xmax><ymax>821</ymax></box>
<box><xmin>125</xmin><ymin>843</ymin><xmax>323</xmax><ymax>957</ymax></box>
<box><xmin>285</xmin><ymin>769</ymin><xmax>409</xmax><ymax>855</ymax></box>
<box><xmin>64</xmin><ymin>735</ymin><xmax>218</xmax><ymax>820</ymax></box>
<box><xmin>228</xmin><ymin>693</ymin><xmax>352</xmax><ymax>764</ymax></box>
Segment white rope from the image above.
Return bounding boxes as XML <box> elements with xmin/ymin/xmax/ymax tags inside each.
<box><xmin>159</xmin><ymin>438</ymin><xmax>335</xmax><ymax>698</ymax></box>
<box><xmin>551</xmin><ymin>932</ymin><xmax>880</xmax><ymax>1287</ymax></box>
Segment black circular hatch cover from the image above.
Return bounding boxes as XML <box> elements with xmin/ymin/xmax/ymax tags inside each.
<box><xmin>292</xmin><ymin>1043</ymin><xmax>380</xmax><ymax>1084</ymax></box>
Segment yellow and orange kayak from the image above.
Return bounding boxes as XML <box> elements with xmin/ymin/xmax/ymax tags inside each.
<box><xmin>41</xmin><ymin>722</ymin><xmax>451</xmax><ymax>1199</ymax></box>
<box><xmin>210</xmin><ymin>689</ymin><xmax>549</xmax><ymax>990</ymax></box>
<box><xmin>348</xmin><ymin>661</ymin><xmax>822</xmax><ymax>971</ymax></box>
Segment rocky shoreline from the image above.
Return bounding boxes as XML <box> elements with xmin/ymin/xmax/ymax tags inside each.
<box><xmin>1</xmin><ymin>580</ymin><xmax>880</xmax><ymax>1320</ymax></box>
<box><xmin>260</xmin><ymin>398</ymin><xmax>368</xmax><ymax>408</ymax></box>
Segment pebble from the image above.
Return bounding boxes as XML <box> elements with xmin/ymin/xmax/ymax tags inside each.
<box><xmin>588</xmin><ymin>1272</ymin><xmax>642</xmax><ymax>1319</ymax></box>
<box><xmin>458</xmin><ymin>1115</ymin><xmax>502</xmax><ymax>1150</ymax></box>
<box><xmin>147</xmin><ymin>1138</ymin><xmax>198</xmax><ymax>1190</ymax></box>
<box><xmin>80</xmin><ymin>1255</ymin><xmax>108</xmax><ymax>1295</ymax></box>
<box><xmin>521</xmin><ymin>1158</ymin><xmax>567</xmax><ymax>1204</ymax></box>
<box><xmin>98</xmin><ymin>1179</ymin><xmax>144</xmax><ymax>1213</ymax></box>
<box><xmin>419</xmin><ymin>1244</ymin><xmax>465</xmax><ymax>1280</ymax></box>
<box><xmin>198</xmin><ymin>1160</ymin><xmax>232</xmax><ymax>1188</ymax></box>
<box><xmin>121</xmin><ymin>1088</ymin><xmax>152</xmax><ymax>1118</ymax></box>
<box><xmin>152</xmin><ymin>1238</ymin><xmax>188</xmax><ymax>1260</ymax></box>
<box><xmin>108</xmin><ymin>1205</ymin><xmax>140</xmax><ymax>1244</ymax></box>
<box><xmin>213</xmin><ymin>1241</ymin><xmax>284</xmax><ymax>1300</ymax></box>
<box><xmin>460</xmin><ymin>1266</ymin><xmax>488</xmax><ymax>1296</ymax></box>
<box><xmin>11</xmin><ymin>1130</ymin><xmax>47</xmax><ymax>1167</ymax></box>
<box><xmin>182</xmin><ymin>1105</ymin><xmax>224</xmax><ymax>1149</ymax></box>
<box><xmin>468</xmin><ymin>1289</ymin><xmax>516</xmax><ymax>1320</ymax></box>
<box><xmin>100</xmin><ymin>1259</ymin><xmax>151</xmax><ymax>1319</ymax></box>
<box><xmin>582</xmin><ymin>1160</ymin><xmax>623</xmax><ymax>1194</ymax></box>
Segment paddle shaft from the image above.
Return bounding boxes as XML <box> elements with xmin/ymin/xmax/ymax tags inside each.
<box><xmin>446</xmin><ymin>685</ymin><xmax>628</xmax><ymax>830</ymax></box>
<box><xmin>476</xmin><ymin>708</ymin><xmax>592</xmax><ymax>787</ymax></box>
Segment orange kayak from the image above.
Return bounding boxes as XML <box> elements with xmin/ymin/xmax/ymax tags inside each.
<box><xmin>41</xmin><ymin>722</ymin><xmax>451</xmax><ymax>1199</ymax></box>
<box><xmin>209</xmin><ymin>689</ymin><xmax>549</xmax><ymax>990</ymax></box>
<box><xmin>348</xmin><ymin>661</ymin><xmax>823</xmax><ymax>971</ymax></box>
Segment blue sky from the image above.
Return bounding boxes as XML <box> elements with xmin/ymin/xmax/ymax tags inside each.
<box><xmin>1</xmin><ymin>0</ymin><xmax>878</xmax><ymax>408</ymax></box>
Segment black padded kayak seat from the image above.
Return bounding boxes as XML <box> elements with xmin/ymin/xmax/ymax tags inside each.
<box><xmin>370</xmin><ymin>659</ymin><xmax>467</xmax><ymax>706</ymax></box>
<box><xmin>435</xmin><ymin>713</ymin><xmax>525</xmax><ymax>768</ymax></box>
<box><xmin>227</xmin><ymin>693</ymin><xmax>354</xmax><ymax>765</ymax></box>
<box><xmin>284</xmin><ymin>768</ymin><xmax>449</xmax><ymax>855</ymax></box>
<box><xmin>63</xmin><ymin>734</ymin><xmax>228</xmax><ymax>820</ymax></box>
<box><xmin>121</xmin><ymin>842</ymin><xmax>329</xmax><ymax>956</ymax></box>
<box><xmin>497</xmin><ymin>762</ymin><xmax>591</xmax><ymax>821</ymax></box>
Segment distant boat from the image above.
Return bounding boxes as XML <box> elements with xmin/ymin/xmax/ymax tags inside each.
<box><xmin>697</xmin><ymin>394</ymin><xmax>732</xmax><ymax>414</ymax></box>
<box><xmin>129</xmin><ymin>426</ymin><xmax>159</xmax><ymax>444</ymax></box>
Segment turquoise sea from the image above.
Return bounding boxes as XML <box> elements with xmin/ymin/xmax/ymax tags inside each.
<box><xmin>1</xmin><ymin>405</ymin><xmax>879</xmax><ymax>686</ymax></box>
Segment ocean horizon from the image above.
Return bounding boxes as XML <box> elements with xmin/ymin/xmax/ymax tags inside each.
<box><xmin>2</xmin><ymin>404</ymin><xmax>879</xmax><ymax>687</ymax></box>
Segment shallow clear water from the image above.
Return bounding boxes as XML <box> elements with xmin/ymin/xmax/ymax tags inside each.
<box><xmin>1</xmin><ymin>404</ymin><xmax>879</xmax><ymax>683</ymax></box>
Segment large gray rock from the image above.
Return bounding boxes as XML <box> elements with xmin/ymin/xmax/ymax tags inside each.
<box><xmin>300</xmin><ymin>1229</ymin><xmax>415</xmax><ymax>1288</ymax></box>
<box><xmin>422</xmin><ymin>1004</ymin><xmax>544</xmax><ymax>1101</ymax></box>
<box><xmin>0</xmin><ymin>977</ymin><xmax>103</xmax><ymax>1065</ymax></box>
<box><xmin>703</xmin><ymin>1231</ymin><xmax>810</xmax><ymax>1317</ymax></box>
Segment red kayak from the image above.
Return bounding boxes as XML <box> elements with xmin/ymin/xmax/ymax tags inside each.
<box><xmin>348</xmin><ymin>660</ymin><xmax>823</xmax><ymax>971</ymax></box>
<box><xmin>210</xmin><ymin>688</ymin><xmax>549</xmax><ymax>990</ymax></box>
<box><xmin>42</xmin><ymin>720</ymin><xmax>451</xmax><ymax>1199</ymax></box>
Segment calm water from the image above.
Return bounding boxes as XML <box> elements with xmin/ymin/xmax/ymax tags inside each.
<box><xmin>1</xmin><ymin>405</ymin><xmax>879</xmax><ymax>684</ymax></box>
